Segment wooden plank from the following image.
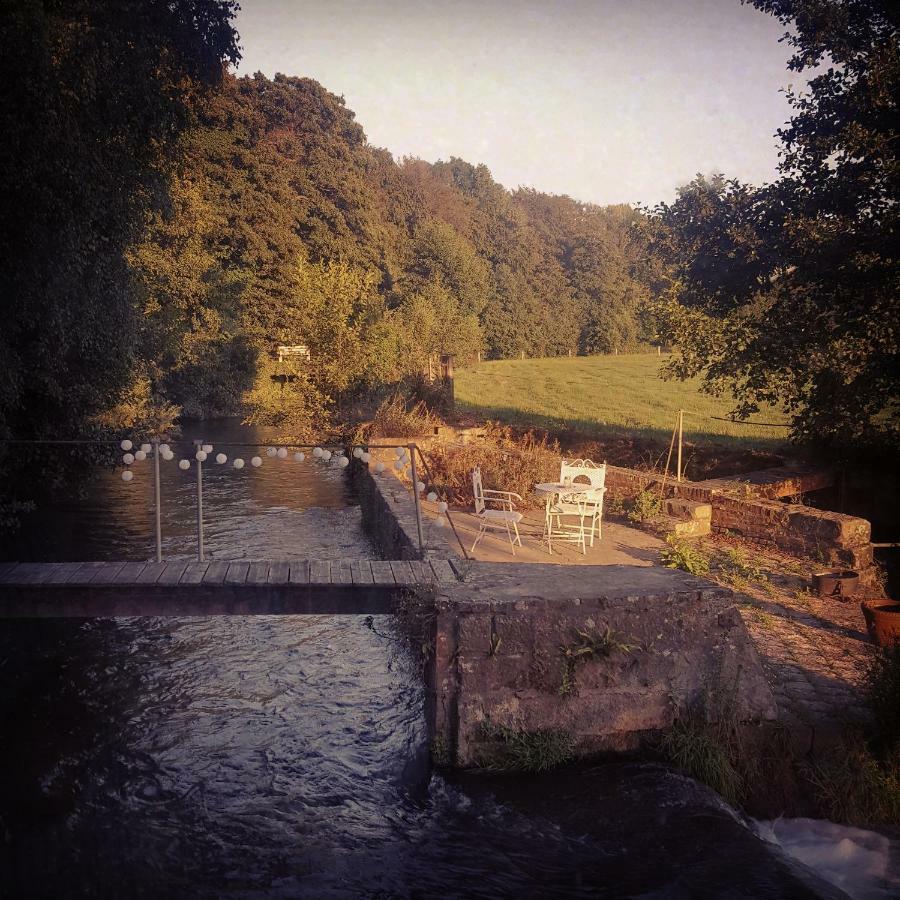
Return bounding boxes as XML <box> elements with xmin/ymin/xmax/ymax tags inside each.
<box><xmin>116</xmin><ymin>561</ymin><xmax>148</xmax><ymax>583</ymax></box>
<box><xmin>0</xmin><ymin>562</ymin><xmax>19</xmax><ymax>580</ymax></box>
<box><xmin>389</xmin><ymin>560</ymin><xmax>416</xmax><ymax>585</ymax></box>
<box><xmin>288</xmin><ymin>560</ymin><xmax>309</xmax><ymax>584</ymax></box>
<box><xmin>67</xmin><ymin>562</ymin><xmax>109</xmax><ymax>584</ymax></box>
<box><xmin>91</xmin><ymin>562</ymin><xmax>127</xmax><ymax>585</ymax></box>
<box><xmin>408</xmin><ymin>561</ymin><xmax>434</xmax><ymax>585</ymax></box>
<box><xmin>370</xmin><ymin>561</ymin><xmax>396</xmax><ymax>585</ymax></box>
<box><xmin>5</xmin><ymin>563</ymin><xmax>58</xmax><ymax>585</ymax></box>
<box><xmin>267</xmin><ymin>561</ymin><xmax>290</xmax><ymax>584</ymax></box>
<box><xmin>309</xmin><ymin>560</ymin><xmax>331</xmax><ymax>583</ymax></box>
<box><xmin>180</xmin><ymin>562</ymin><xmax>209</xmax><ymax>584</ymax></box>
<box><xmin>225</xmin><ymin>562</ymin><xmax>250</xmax><ymax>585</ymax></box>
<box><xmin>45</xmin><ymin>562</ymin><xmax>83</xmax><ymax>584</ymax></box>
<box><xmin>157</xmin><ymin>561</ymin><xmax>189</xmax><ymax>585</ymax></box>
<box><xmin>349</xmin><ymin>560</ymin><xmax>374</xmax><ymax>584</ymax></box>
<box><xmin>429</xmin><ymin>559</ymin><xmax>458</xmax><ymax>584</ymax></box>
<box><xmin>333</xmin><ymin>559</ymin><xmax>353</xmax><ymax>585</ymax></box>
<box><xmin>247</xmin><ymin>561</ymin><xmax>270</xmax><ymax>585</ymax></box>
<box><xmin>202</xmin><ymin>560</ymin><xmax>230</xmax><ymax>584</ymax></box>
<box><xmin>135</xmin><ymin>562</ymin><xmax>168</xmax><ymax>585</ymax></box>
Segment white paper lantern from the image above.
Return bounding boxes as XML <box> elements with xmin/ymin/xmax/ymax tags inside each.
<box><xmin>251</xmin><ymin>456</ymin><xmax>262</xmax><ymax>467</ymax></box>
<box><xmin>277</xmin><ymin>447</ymin><xmax>288</xmax><ymax>459</ymax></box>
<box><xmin>121</xmin><ymin>470</ymin><xmax>133</xmax><ymax>482</ymax></box>
<box><xmin>393</xmin><ymin>460</ymin><xmax>405</xmax><ymax>471</ymax></box>
<box><xmin>134</xmin><ymin>450</ymin><xmax>147</xmax><ymax>461</ymax></box>
<box><xmin>138</xmin><ymin>443</ymin><xmax>150</xmax><ymax>454</ymax></box>
<box><xmin>322</xmin><ymin>450</ymin><xmax>332</xmax><ymax>461</ymax></box>
<box><xmin>375</xmin><ymin>461</ymin><xmax>385</xmax><ymax>473</ymax></box>
<box><xmin>416</xmin><ymin>481</ymin><xmax>426</xmax><ymax>493</ymax></box>
<box><xmin>395</xmin><ymin>447</ymin><xmax>405</xmax><ymax>458</ymax></box>
<box><xmin>122</xmin><ymin>452</ymin><xmax>134</xmax><ymax>465</ymax></box>
<box><xmin>195</xmin><ymin>450</ymin><xmax>207</xmax><ymax>462</ymax></box>
<box><xmin>313</xmin><ymin>447</ymin><xmax>323</xmax><ymax>458</ymax></box>
<box><xmin>179</xmin><ymin>459</ymin><xmax>190</xmax><ymax>470</ymax></box>
<box><xmin>120</xmin><ymin>439</ymin><xmax>133</xmax><ymax>451</ymax></box>
<box><xmin>266</xmin><ymin>446</ymin><xmax>277</xmax><ymax>458</ymax></box>
<box><xmin>162</xmin><ymin>449</ymin><xmax>174</xmax><ymax>461</ymax></box>
<box><xmin>202</xmin><ymin>444</ymin><xmax>213</xmax><ymax>453</ymax></box>
<box><xmin>233</xmin><ymin>458</ymin><xmax>245</xmax><ymax>469</ymax></box>
<box><xmin>361</xmin><ymin>452</ymin><xmax>371</xmax><ymax>463</ymax></box>
<box><xmin>338</xmin><ymin>456</ymin><xmax>349</xmax><ymax>468</ymax></box>
<box><xmin>435</xmin><ymin>516</ymin><xmax>447</xmax><ymax>528</ymax></box>
<box><xmin>294</xmin><ymin>452</ymin><xmax>305</xmax><ymax>462</ymax></box>
<box><xmin>438</xmin><ymin>501</ymin><xmax>448</xmax><ymax>513</ymax></box>
<box><xmin>159</xmin><ymin>443</ymin><xmax>170</xmax><ymax>454</ymax></box>
<box><xmin>353</xmin><ymin>447</ymin><xmax>363</xmax><ymax>459</ymax></box>
<box><xmin>216</xmin><ymin>453</ymin><xmax>227</xmax><ymax>464</ymax></box>
<box><xmin>427</xmin><ymin>491</ymin><xmax>438</xmax><ymax>502</ymax></box>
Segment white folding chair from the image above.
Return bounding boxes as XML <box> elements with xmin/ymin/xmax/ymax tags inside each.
<box><xmin>471</xmin><ymin>466</ymin><xmax>523</xmax><ymax>555</ymax></box>
<box><xmin>549</xmin><ymin>459</ymin><xmax>607</xmax><ymax>551</ymax></box>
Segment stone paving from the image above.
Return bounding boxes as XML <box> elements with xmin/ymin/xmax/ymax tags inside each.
<box><xmin>709</xmin><ymin>541</ymin><xmax>877</xmax><ymax>748</ymax></box>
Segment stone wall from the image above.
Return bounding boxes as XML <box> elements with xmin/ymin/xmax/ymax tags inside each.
<box><xmin>349</xmin><ymin>441</ymin><xmax>457</xmax><ymax>562</ymax></box>
<box><xmin>604</xmin><ymin>465</ymin><xmax>873</xmax><ymax>572</ymax></box>
<box><xmin>428</xmin><ymin>563</ymin><xmax>777</xmax><ymax>766</ymax></box>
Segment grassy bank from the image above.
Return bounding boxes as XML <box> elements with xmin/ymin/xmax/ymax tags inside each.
<box><xmin>455</xmin><ymin>355</ymin><xmax>790</xmax><ymax>450</ymax></box>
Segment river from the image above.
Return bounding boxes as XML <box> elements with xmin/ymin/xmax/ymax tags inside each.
<box><xmin>0</xmin><ymin>422</ymin><xmax>895</xmax><ymax>898</ymax></box>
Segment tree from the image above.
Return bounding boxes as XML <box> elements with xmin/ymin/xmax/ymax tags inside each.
<box><xmin>651</xmin><ymin>1</ymin><xmax>899</xmax><ymax>446</ymax></box>
<box><xmin>0</xmin><ymin>0</ymin><xmax>239</xmax><ymax>521</ymax></box>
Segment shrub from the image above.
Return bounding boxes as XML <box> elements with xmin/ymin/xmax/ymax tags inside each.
<box><xmin>660</xmin><ymin>534</ymin><xmax>710</xmax><ymax>576</ymax></box>
<box><xmin>475</xmin><ymin>720</ymin><xmax>575</xmax><ymax>772</ymax></box>
<box><xmin>660</xmin><ymin>718</ymin><xmax>744</xmax><ymax>806</ymax></box>
<box><xmin>804</xmin><ymin>738</ymin><xmax>900</xmax><ymax>826</ymax></box>
<box><xmin>866</xmin><ymin>646</ymin><xmax>900</xmax><ymax>752</ymax></box>
<box><xmin>627</xmin><ymin>488</ymin><xmax>662</xmax><ymax>523</ymax></box>
<box><xmin>368</xmin><ymin>390</ymin><xmax>437</xmax><ymax>438</ymax></box>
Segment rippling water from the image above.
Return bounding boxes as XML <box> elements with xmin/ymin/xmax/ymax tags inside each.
<box><xmin>1</xmin><ymin>422</ymin><xmax>891</xmax><ymax>897</ymax></box>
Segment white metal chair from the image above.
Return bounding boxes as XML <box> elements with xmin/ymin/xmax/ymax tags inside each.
<box><xmin>471</xmin><ymin>466</ymin><xmax>523</xmax><ymax>555</ymax></box>
<box><xmin>548</xmin><ymin>459</ymin><xmax>607</xmax><ymax>553</ymax></box>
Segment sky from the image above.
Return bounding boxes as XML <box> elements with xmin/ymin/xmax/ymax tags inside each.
<box><xmin>234</xmin><ymin>0</ymin><xmax>799</xmax><ymax>207</ymax></box>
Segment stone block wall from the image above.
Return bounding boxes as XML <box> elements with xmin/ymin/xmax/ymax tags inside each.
<box><xmin>428</xmin><ymin>564</ymin><xmax>777</xmax><ymax>766</ymax></box>
<box><xmin>349</xmin><ymin>441</ymin><xmax>457</xmax><ymax>562</ymax></box>
<box><xmin>603</xmin><ymin>464</ymin><xmax>873</xmax><ymax>572</ymax></box>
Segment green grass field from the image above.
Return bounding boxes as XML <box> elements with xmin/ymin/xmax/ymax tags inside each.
<box><xmin>455</xmin><ymin>354</ymin><xmax>790</xmax><ymax>448</ymax></box>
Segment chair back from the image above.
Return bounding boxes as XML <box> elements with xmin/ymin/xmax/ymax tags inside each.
<box><xmin>472</xmin><ymin>466</ymin><xmax>486</xmax><ymax>515</ymax></box>
<box><xmin>560</xmin><ymin>459</ymin><xmax>606</xmax><ymax>490</ymax></box>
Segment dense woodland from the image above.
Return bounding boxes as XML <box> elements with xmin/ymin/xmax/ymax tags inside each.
<box><xmin>1</xmin><ymin>0</ymin><xmax>897</xmax><ymax>520</ymax></box>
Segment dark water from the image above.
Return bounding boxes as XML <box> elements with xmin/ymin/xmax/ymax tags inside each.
<box><xmin>0</xmin><ymin>422</ymin><xmax>883</xmax><ymax>898</ymax></box>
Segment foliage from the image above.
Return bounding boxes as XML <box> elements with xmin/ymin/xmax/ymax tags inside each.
<box><xmin>475</xmin><ymin>720</ymin><xmax>575</xmax><ymax>773</ymax></box>
<box><xmin>627</xmin><ymin>489</ymin><xmax>662</xmax><ymax>523</ymax></box>
<box><xmin>648</xmin><ymin>1</ymin><xmax>900</xmax><ymax>447</ymax></box>
<box><xmin>422</xmin><ymin>424</ymin><xmax>560</xmax><ymax>507</ymax></box>
<box><xmin>559</xmin><ymin>626</ymin><xmax>636</xmax><ymax>697</ymax></box>
<box><xmin>367</xmin><ymin>391</ymin><xmax>437</xmax><ymax>439</ymax></box>
<box><xmin>660</xmin><ymin>534</ymin><xmax>710</xmax><ymax>576</ymax></box>
<box><xmin>804</xmin><ymin>738</ymin><xmax>900</xmax><ymax>827</ymax></box>
<box><xmin>660</xmin><ymin>718</ymin><xmax>744</xmax><ymax>807</ymax></box>
<box><xmin>714</xmin><ymin>547</ymin><xmax>769</xmax><ymax>590</ymax></box>
<box><xmin>0</xmin><ymin>0</ymin><xmax>240</xmax><ymax>523</ymax></box>
<box><xmin>866</xmin><ymin>646</ymin><xmax>900</xmax><ymax>753</ymax></box>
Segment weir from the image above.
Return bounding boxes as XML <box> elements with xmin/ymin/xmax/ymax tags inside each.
<box><xmin>0</xmin><ymin>448</ymin><xmax>779</xmax><ymax>766</ymax></box>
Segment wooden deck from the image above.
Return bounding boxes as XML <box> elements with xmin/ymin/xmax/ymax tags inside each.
<box><xmin>0</xmin><ymin>558</ymin><xmax>459</xmax><ymax>617</ymax></box>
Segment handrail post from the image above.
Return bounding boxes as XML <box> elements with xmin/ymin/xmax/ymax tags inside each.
<box><xmin>195</xmin><ymin>439</ymin><xmax>204</xmax><ymax>562</ymax></box>
<box><xmin>677</xmin><ymin>409</ymin><xmax>684</xmax><ymax>483</ymax></box>
<box><xmin>153</xmin><ymin>439</ymin><xmax>162</xmax><ymax>563</ymax></box>
<box><xmin>408</xmin><ymin>442</ymin><xmax>425</xmax><ymax>557</ymax></box>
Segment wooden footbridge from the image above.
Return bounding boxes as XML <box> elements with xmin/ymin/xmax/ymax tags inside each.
<box><xmin>0</xmin><ymin>558</ymin><xmax>461</xmax><ymax>617</ymax></box>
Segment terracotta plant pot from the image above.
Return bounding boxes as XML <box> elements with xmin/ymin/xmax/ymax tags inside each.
<box><xmin>812</xmin><ymin>569</ymin><xmax>860</xmax><ymax>600</ymax></box>
<box><xmin>861</xmin><ymin>599</ymin><xmax>900</xmax><ymax>648</ymax></box>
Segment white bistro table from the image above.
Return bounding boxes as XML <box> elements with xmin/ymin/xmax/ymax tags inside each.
<box><xmin>534</xmin><ymin>482</ymin><xmax>595</xmax><ymax>555</ymax></box>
